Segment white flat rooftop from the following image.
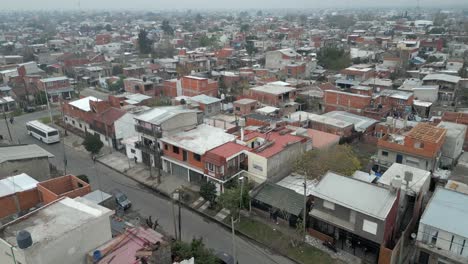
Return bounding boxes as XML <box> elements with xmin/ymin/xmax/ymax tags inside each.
<box><xmin>69</xmin><ymin>96</ymin><xmax>102</xmax><ymax>112</ymax></box>
<box><xmin>1</xmin><ymin>197</ymin><xmax>112</xmax><ymax>247</ymax></box>
<box><xmin>378</xmin><ymin>163</ymin><xmax>431</xmax><ymax>196</ymax></box>
<box><xmin>250</xmin><ymin>84</ymin><xmax>296</xmax><ymax>95</ymax></box>
<box><xmin>160</xmin><ymin>124</ymin><xmax>236</xmax><ymax>155</ymax></box>
<box><xmin>0</xmin><ymin>173</ymin><xmax>38</xmax><ymax>197</ymax></box>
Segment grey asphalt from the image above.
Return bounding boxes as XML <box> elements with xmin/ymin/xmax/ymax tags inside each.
<box><xmin>0</xmin><ymin>109</ymin><xmax>295</xmax><ymax>264</ymax></box>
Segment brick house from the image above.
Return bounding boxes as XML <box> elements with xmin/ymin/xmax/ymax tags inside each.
<box><xmin>163</xmin><ymin>76</ymin><xmax>219</xmax><ymax>98</ymax></box>
<box><xmin>124</xmin><ymin>78</ymin><xmax>161</xmax><ymax>97</ymax></box>
<box><xmin>37</xmin><ymin>76</ymin><xmax>73</xmax><ymax>102</ymax></box>
<box><xmin>204</xmin><ymin>142</ymin><xmax>250</xmax><ymax>192</ymax></box>
<box><xmin>160</xmin><ymin>124</ymin><xmax>236</xmax><ymax>183</ymax></box>
<box><xmin>323</xmin><ymin>90</ymin><xmax>372</xmax><ymax>114</ymax></box>
<box><xmin>335</xmin><ymin>66</ymin><xmax>374</xmax><ymax>88</ymax></box>
<box><xmin>233</xmin><ymin>98</ymin><xmax>258</xmax><ymax>116</ymax></box>
<box><xmin>376</xmin><ymin>123</ymin><xmax>447</xmax><ymax>171</ymax></box>
<box><xmin>248</xmin><ymin>84</ymin><xmax>297</xmax><ymax>107</ymax></box>
<box><xmin>62</xmin><ymin>96</ymin><xmax>111</xmax><ymax>135</ymax></box>
<box><xmin>90</xmin><ymin>107</ymin><xmax>126</xmax><ymax>149</ymax></box>
<box><xmin>122</xmin><ymin>66</ymin><xmax>145</xmax><ymax>78</ymax></box>
<box><xmin>95</xmin><ymin>34</ymin><xmax>112</xmax><ymax>45</ymax></box>
<box><xmin>309</xmin><ymin>171</ymin><xmax>399</xmax><ymax>263</ymax></box>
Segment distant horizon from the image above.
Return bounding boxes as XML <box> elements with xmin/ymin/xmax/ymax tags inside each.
<box><xmin>1</xmin><ymin>0</ymin><xmax>468</xmax><ymax>11</ymax></box>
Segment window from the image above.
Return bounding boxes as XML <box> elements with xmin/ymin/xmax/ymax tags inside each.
<box><xmin>414</xmin><ymin>141</ymin><xmax>424</xmax><ymax>148</ymax></box>
<box><xmin>431</xmin><ymin>231</ymin><xmax>438</xmax><ymax>245</ymax></box>
<box><xmin>251</xmin><ymin>106</ymin><xmax>255</xmax><ymax>111</ymax></box>
<box><xmin>173</xmin><ymin>146</ymin><xmax>180</xmax><ymax>154</ymax></box>
<box><xmin>164</xmin><ymin>144</ymin><xmax>168</xmax><ymax>150</ymax></box>
<box><xmin>323</xmin><ymin>200</ymin><xmax>335</xmax><ymax>210</ymax></box>
<box><xmin>131</xmin><ymin>149</ymin><xmax>136</xmax><ymax>154</ymax></box>
<box><xmin>48</xmin><ymin>131</ymin><xmax>58</xmax><ymax>136</ymax></box>
<box><xmin>207</xmin><ymin>163</ymin><xmax>215</xmax><ymax>172</ymax></box>
<box><xmin>72</xmin><ymin>120</ymin><xmax>75</xmax><ymax>125</ymax></box>
<box><xmin>362</xmin><ymin>219</ymin><xmax>378</xmax><ymax>235</ymax></box>
<box><xmin>193</xmin><ymin>153</ymin><xmax>201</xmax><ymax>162</ymax></box>
<box><xmin>207</xmin><ymin>105</ymin><xmax>212</xmax><ymax>113</ymax></box>
<box><xmin>79</xmin><ymin>124</ymin><xmax>82</xmax><ymax>128</ymax></box>
<box><xmin>235</xmin><ymin>107</ymin><xmax>241</xmax><ymax>111</ymax></box>
<box><xmin>253</xmin><ymin>163</ymin><xmax>263</xmax><ymax>172</ymax></box>
<box><xmin>65</xmin><ymin>117</ymin><xmax>68</xmax><ymax>121</ymax></box>
<box><xmin>381</xmin><ymin>151</ymin><xmax>388</xmax><ymax>157</ymax></box>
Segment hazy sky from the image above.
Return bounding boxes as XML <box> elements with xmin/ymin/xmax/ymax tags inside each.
<box><xmin>2</xmin><ymin>0</ymin><xmax>468</xmax><ymax>10</ymax></box>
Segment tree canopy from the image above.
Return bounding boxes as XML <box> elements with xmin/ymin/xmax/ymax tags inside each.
<box><xmin>82</xmin><ymin>134</ymin><xmax>104</xmax><ymax>155</ymax></box>
<box><xmin>138</xmin><ymin>29</ymin><xmax>153</xmax><ymax>54</ymax></box>
<box><xmin>171</xmin><ymin>238</ymin><xmax>218</xmax><ymax>264</ymax></box>
<box><xmin>161</xmin><ymin>20</ymin><xmax>174</xmax><ymax>35</ymax></box>
<box><xmin>317</xmin><ymin>47</ymin><xmax>351</xmax><ymax>71</ymax></box>
<box><xmin>199</xmin><ymin>181</ymin><xmax>217</xmax><ymax>205</ymax></box>
<box><xmin>294</xmin><ymin>145</ymin><xmax>361</xmax><ymax>179</ymax></box>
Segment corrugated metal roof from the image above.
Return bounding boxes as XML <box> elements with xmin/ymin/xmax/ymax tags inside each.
<box><xmin>0</xmin><ymin>144</ymin><xmax>54</xmax><ymax>163</ymax></box>
<box><xmin>312</xmin><ymin>172</ymin><xmax>397</xmax><ymax>220</ymax></box>
<box><xmin>254</xmin><ymin>183</ymin><xmax>304</xmax><ymax>216</ymax></box>
<box><xmin>0</xmin><ymin>173</ymin><xmax>38</xmax><ymax>197</ymax></box>
<box><xmin>420</xmin><ymin>187</ymin><xmax>468</xmax><ymax>238</ymax></box>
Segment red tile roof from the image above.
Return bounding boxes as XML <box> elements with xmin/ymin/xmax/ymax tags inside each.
<box><xmin>243</xmin><ymin>130</ymin><xmax>305</xmax><ymax>158</ymax></box>
<box><xmin>208</xmin><ymin>141</ymin><xmax>250</xmax><ymax>159</ymax></box>
<box><xmin>93</xmin><ymin>107</ymin><xmax>126</xmax><ymax>125</ymax></box>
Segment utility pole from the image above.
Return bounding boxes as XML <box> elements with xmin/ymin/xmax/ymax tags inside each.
<box><xmin>178</xmin><ymin>190</ymin><xmax>182</xmax><ymax>241</ymax></box>
<box><xmin>239</xmin><ymin>177</ymin><xmax>244</xmax><ymax>222</ymax></box>
<box><xmin>231</xmin><ymin>216</ymin><xmax>237</xmax><ymax>264</ymax></box>
<box><xmin>43</xmin><ymin>85</ymin><xmax>53</xmax><ymax>125</ymax></box>
<box><xmin>303</xmin><ymin>175</ymin><xmax>307</xmax><ymax>242</ymax></box>
<box><xmin>2</xmin><ymin>107</ymin><xmax>13</xmax><ymax>142</ymax></box>
<box><xmin>172</xmin><ymin>197</ymin><xmax>178</xmax><ymax>239</ymax></box>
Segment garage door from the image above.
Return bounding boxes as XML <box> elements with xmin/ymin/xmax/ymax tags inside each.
<box><xmin>189</xmin><ymin>170</ymin><xmax>204</xmax><ymax>183</ymax></box>
<box><xmin>171</xmin><ymin>163</ymin><xmax>188</xmax><ymax>180</ymax></box>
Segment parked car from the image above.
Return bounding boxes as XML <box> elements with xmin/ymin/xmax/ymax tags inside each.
<box><xmin>113</xmin><ymin>190</ymin><xmax>132</xmax><ymax>210</ymax></box>
<box><xmin>24</xmin><ymin>106</ymin><xmax>36</xmax><ymax>113</ymax></box>
<box><xmin>215</xmin><ymin>251</ymin><xmax>236</xmax><ymax>264</ymax></box>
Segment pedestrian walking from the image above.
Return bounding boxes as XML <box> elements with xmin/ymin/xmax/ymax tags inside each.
<box><xmin>9</xmin><ymin>116</ymin><xmax>14</xmax><ymax>124</ymax></box>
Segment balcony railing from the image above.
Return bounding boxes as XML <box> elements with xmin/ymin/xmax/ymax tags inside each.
<box><xmin>135</xmin><ymin>141</ymin><xmax>159</xmax><ymax>154</ymax></box>
<box><xmin>135</xmin><ymin>125</ymin><xmax>162</xmax><ymax>138</ymax></box>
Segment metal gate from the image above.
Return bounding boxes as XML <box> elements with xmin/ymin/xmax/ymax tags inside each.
<box><xmin>171</xmin><ymin>163</ymin><xmax>188</xmax><ymax>181</ymax></box>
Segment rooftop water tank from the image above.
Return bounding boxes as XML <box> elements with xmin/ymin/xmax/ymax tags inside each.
<box><xmin>16</xmin><ymin>230</ymin><xmax>32</xmax><ymax>249</ymax></box>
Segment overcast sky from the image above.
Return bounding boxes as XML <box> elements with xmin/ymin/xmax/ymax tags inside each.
<box><xmin>2</xmin><ymin>0</ymin><xmax>468</xmax><ymax>10</ymax></box>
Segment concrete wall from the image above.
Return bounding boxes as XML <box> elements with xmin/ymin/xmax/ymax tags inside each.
<box><xmin>313</xmin><ymin>197</ymin><xmax>386</xmax><ymax>244</ymax></box>
<box><xmin>24</xmin><ymin>210</ymin><xmax>112</xmax><ymax>264</ymax></box>
<box><xmin>125</xmin><ymin>143</ymin><xmax>143</xmax><ymax>163</ymax></box>
<box><xmin>0</xmin><ymin>208</ymin><xmax>112</xmax><ymax>264</ymax></box>
<box><xmin>0</xmin><ymin>158</ymin><xmax>50</xmax><ymax>182</ymax></box>
<box><xmin>440</xmin><ymin>127</ymin><xmax>466</xmax><ymax>167</ymax></box>
<box><xmin>377</xmin><ymin>148</ymin><xmax>435</xmax><ymax>171</ymax></box>
<box><xmin>247</xmin><ymin>152</ymin><xmax>268</xmax><ymax>183</ymax></box>
<box><xmin>160</xmin><ymin>112</ymin><xmax>198</xmax><ymax>136</ymax></box>
<box><xmin>266</xmin><ymin>141</ymin><xmax>304</xmax><ymax>181</ymax></box>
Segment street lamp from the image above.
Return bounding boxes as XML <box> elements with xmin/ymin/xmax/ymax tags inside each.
<box><xmin>238</xmin><ymin>176</ymin><xmax>245</xmax><ymax>222</ymax></box>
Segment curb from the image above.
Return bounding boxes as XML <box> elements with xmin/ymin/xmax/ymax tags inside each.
<box><xmin>96</xmin><ymin>158</ymin><xmax>301</xmax><ymax>264</ymax></box>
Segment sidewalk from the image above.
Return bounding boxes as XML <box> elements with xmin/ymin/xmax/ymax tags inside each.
<box><xmin>97</xmin><ymin>151</ymin><xmax>200</xmax><ymax>196</ymax></box>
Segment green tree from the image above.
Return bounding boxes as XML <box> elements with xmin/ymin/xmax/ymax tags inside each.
<box><xmin>82</xmin><ymin>134</ymin><xmax>104</xmax><ymax>155</ymax></box>
<box><xmin>219</xmin><ymin>181</ymin><xmax>250</xmax><ymax>216</ymax></box>
<box><xmin>138</xmin><ymin>29</ymin><xmax>153</xmax><ymax>54</ymax></box>
<box><xmin>111</xmin><ymin>65</ymin><xmax>123</xmax><ymax>76</ymax></box>
<box><xmin>294</xmin><ymin>145</ymin><xmax>361</xmax><ymax>180</ymax></box>
<box><xmin>105</xmin><ymin>24</ymin><xmax>112</xmax><ymax>31</ymax></box>
<box><xmin>171</xmin><ymin>238</ymin><xmax>218</xmax><ymax>264</ymax></box>
<box><xmin>161</xmin><ymin>20</ymin><xmax>174</xmax><ymax>35</ymax></box>
<box><xmin>108</xmin><ymin>76</ymin><xmax>125</xmax><ymax>91</ymax></box>
<box><xmin>240</xmin><ymin>24</ymin><xmax>250</xmax><ymax>33</ymax></box>
<box><xmin>317</xmin><ymin>47</ymin><xmax>351</xmax><ymax>71</ymax></box>
<box><xmin>153</xmin><ymin>39</ymin><xmax>175</xmax><ymax>58</ymax></box>
<box><xmin>245</xmin><ymin>40</ymin><xmax>257</xmax><ymax>57</ymax></box>
<box><xmin>199</xmin><ymin>181</ymin><xmax>217</xmax><ymax>205</ymax></box>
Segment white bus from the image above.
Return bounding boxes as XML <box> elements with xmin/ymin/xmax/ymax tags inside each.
<box><xmin>26</xmin><ymin>120</ymin><xmax>60</xmax><ymax>144</ymax></box>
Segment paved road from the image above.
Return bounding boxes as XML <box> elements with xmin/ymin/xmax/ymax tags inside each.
<box><xmin>0</xmin><ymin>110</ymin><xmax>295</xmax><ymax>264</ymax></box>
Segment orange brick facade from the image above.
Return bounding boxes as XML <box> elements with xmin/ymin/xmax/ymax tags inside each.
<box><xmin>162</xmin><ymin>143</ymin><xmax>204</xmax><ymax>171</ymax></box>
<box><xmin>324</xmin><ymin>90</ymin><xmax>371</xmax><ymax>114</ymax></box>
<box><xmin>163</xmin><ymin>76</ymin><xmax>218</xmax><ymax>98</ymax></box>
